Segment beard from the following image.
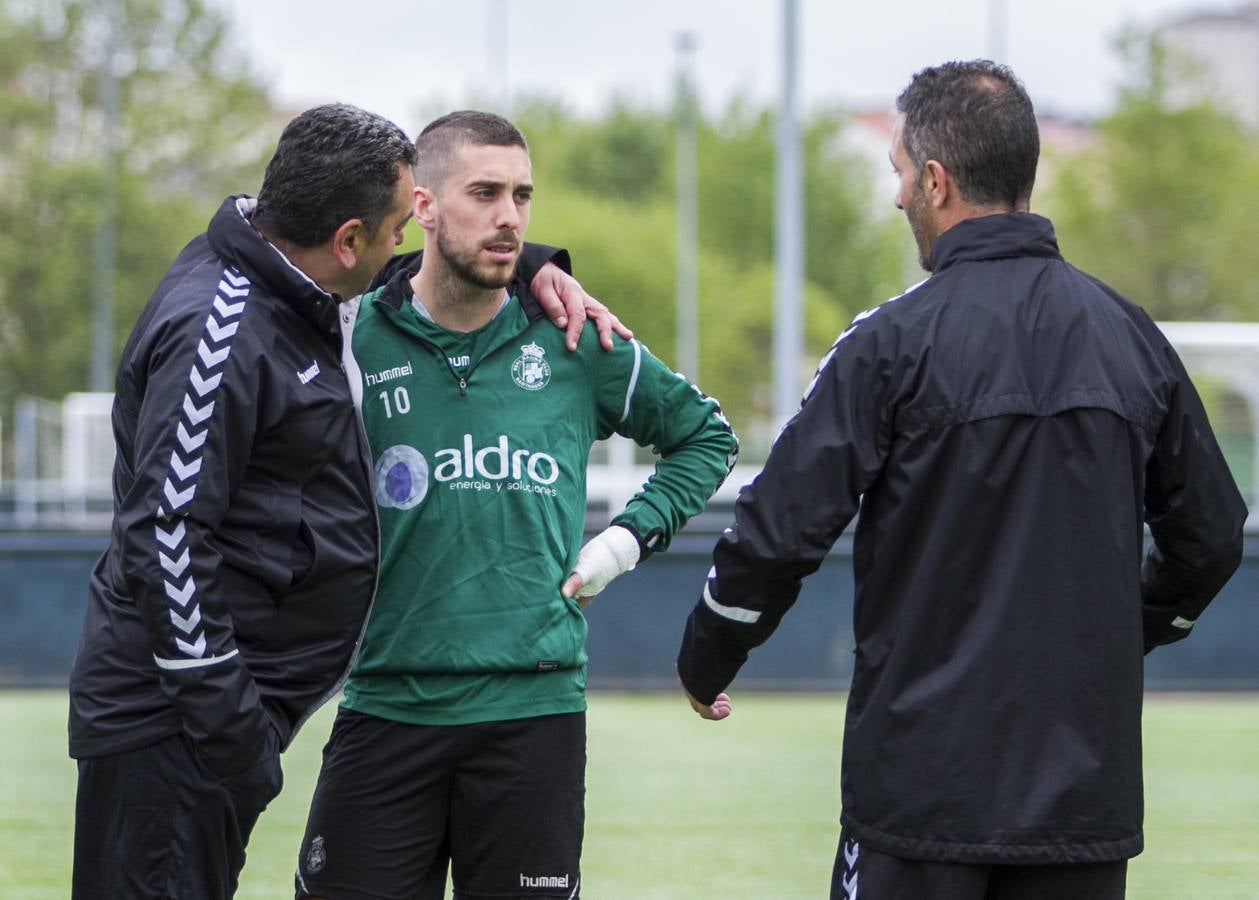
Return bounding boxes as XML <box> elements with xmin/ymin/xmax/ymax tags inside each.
<box><xmin>904</xmin><ymin>184</ymin><xmax>938</xmax><ymax>272</ymax></box>
<box><xmin>435</xmin><ymin>221</ymin><xmax>518</xmax><ymax>290</ymax></box>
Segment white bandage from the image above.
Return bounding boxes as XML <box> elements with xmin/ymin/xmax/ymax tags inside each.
<box><xmin>571</xmin><ymin>526</ymin><xmax>641</xmax><ymax>599</ymax></box>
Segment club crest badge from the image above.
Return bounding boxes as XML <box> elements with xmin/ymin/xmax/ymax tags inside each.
<box><xmin>306</xmin><ymin>835</ymin><xmax>326</xmax><ymax>873</ymax></box>
<box><xmin>511</xmin><ymin>342</ymin><xmax>551</xmax><ymax>391</ymax></box>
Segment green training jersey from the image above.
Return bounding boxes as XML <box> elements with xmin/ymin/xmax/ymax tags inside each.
<box><xmin>341</xmin><ymin>272</ymin><xmax>737</xmax><ymax>726</ymax></box>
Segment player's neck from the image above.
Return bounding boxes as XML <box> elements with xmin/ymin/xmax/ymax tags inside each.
<box><xmin>410</xmin><ymin>258</ymin><xmax>506</xmax><ymax>333</ymax></box>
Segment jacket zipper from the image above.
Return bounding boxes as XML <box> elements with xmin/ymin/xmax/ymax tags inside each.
<box><xmin>291</xmin><ymin>326</ymin><xmax>383</xmax><ymax>741</ymax></box>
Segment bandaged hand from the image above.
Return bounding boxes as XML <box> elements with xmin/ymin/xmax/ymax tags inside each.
<box><xmin>560</xmin><ymin>525</ymin><xmax>641</xmax><ymax>607</ymax></box>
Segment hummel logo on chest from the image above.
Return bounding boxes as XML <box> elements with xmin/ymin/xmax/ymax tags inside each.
<box><xmin>298</xmin><ymin>361</ymin><xmax>320</xmax><ymax>384</ymax></box>
<box><xmin>365</xmin><ymin>361</ymin><xmax>413</xmax><ymax>386</ymax></box>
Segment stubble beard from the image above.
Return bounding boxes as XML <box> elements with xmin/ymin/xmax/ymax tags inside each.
<box><xmin>905</xmin><ymin>185</ymin><xmax>936</xmax><ymax>272</ymax></box>
<box><xmin>435</xmin><ymin>222</ymin><xmax>517</xmax><ymax>291</ymax></box>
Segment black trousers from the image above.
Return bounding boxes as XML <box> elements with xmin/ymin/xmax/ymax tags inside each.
<box><xmin>296</xmin><ymin>708</ymin><xmax>586</xmax><ymax>900</ymax></box>
<box><xmin>73</xmin><ymin>730</ymin><xmax>283</xmax><ymax>900</ymax></box>
<box><xmin>833</xmin><ymin>829</ymin><xmax>1128</xmax><ymax>900</ymax></box>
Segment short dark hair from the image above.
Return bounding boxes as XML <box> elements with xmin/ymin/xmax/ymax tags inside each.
<box><xmin>253</xmin><ymin>103</ymin><xmax>417</xmax><ymax>247</ymax></box>
<box><xmin>414</xmin><ymin>110</ymin><xmax>528</xmax><ymax>191</ymax></box>
<box><xmin>895</xmin><ymin>60</ymin><xmax>1039</xmax><ymax>208</ymax></box>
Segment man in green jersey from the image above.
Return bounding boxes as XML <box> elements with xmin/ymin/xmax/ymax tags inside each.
<box><xmin>295</xmin><ymin>111</ymin><xmax>738</xmax><ymax>899</ymax></box>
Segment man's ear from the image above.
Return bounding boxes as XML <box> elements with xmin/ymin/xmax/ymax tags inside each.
<box><xmin>330</xmin><ymin>219</ymin><xmax>365</xmax><ymax>271</ymax></box>
<box><xmin>413</xmin><ymin>185</ymin><xmax>438</xmax><ymax>230</ymax></box>
<box><xmin>923</xmin><ymin>159</ymin><xmax>951</xmax><ymax>209</ymax></box>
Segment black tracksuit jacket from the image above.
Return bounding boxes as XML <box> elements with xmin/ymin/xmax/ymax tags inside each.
<box><xmin>678</xmin><ymin>213</ymin><xmax>1246</xmax><ymax>864</ymax></box>
<box><xmin>68</xmin><ymin>197</ymin><xmax>560</xmax><ymax>776</ymax></box>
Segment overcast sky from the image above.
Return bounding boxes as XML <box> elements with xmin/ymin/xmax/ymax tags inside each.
<box><xmin>213</xmin><ymin>0</ymin><xmax>1211</xmax><ymax>131</ymax></box>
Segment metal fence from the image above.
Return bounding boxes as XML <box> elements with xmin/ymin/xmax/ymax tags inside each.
<box><xmin>2</xmin><ymin>322</ymin><xmax>1257</xmax><ymax>530</ymax></box>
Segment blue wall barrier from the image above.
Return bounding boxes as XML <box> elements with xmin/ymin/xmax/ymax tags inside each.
<box><xmin>2</xmin><ymin>531</ymin><xmax>1256</xmax><ymax>690</ymax></box>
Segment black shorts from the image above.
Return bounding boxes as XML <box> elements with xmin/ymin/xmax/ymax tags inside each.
<box><xmin>832</xmin><ymin>828</ymin><xmax>1128</xmax><ymax>900</ymax></box>
<box><xmin>296</xmin><ymin>708</ymin><xmax>585</xmax><ymax>899</ymax></box>
<box><xmin>72</xmin><ymin>730</ymin><xmax>283</xmax><ymax>900</ymax></box>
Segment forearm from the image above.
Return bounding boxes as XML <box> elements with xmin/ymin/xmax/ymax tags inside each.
<box><xmin>517</xmin><ymin>242</ymin><xmax>570</xmax><ymax>285</ymax></box>
<box><xmin>612</xmin><ymin>426</ymin><xmax>737</xmax><ymax>555</ymax></box>
<box><xmin>1142</xmin><ymin>356</ymin><xmax>1248</xmax><ymax>650</ymax></box>
<box><xmin>611</xmin><ymin>354</ymin><xmax>738</xmax><ymax>554</ymax></box>
<box><xmin>122</xmin><ymin>502</ymin><xmax>272</xmax><ymax>773</ymax></box>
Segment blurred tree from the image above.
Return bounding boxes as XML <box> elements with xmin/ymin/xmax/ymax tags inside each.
<box><xmin>0</xmin><ymin>0</ymin><xmax>275</xmax><ymax>407</ymax></box>
<box><xmin>515</xmin><ymin>96</ymin><xmax>905</xmax><ymax>442</ymax></box>
<box><xmin>565</xmin><ymin>101</ymin><xmax>673</xmax><ymax>202</ymax></box>
<box><xmin>527</xmin><ymin>182</ymin><xmax>847</xmax><ymax>453</ymax></box>
<box><xmin>1043</xmin><ymin>29</ymin><xmax>1259</xmax><ymax>321</ymax></box>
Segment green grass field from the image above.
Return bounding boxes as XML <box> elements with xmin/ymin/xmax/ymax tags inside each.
<box><xmin>2</xmin><ymin>691</ymin><xmax>1256</xmax><ymax>899</ymax></box>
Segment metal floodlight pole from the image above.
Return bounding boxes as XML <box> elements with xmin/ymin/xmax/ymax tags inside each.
<box><xmin>90</xmin><ymin>0</ymin><xmax>120</xmax><ymax>392</ymax></box>
<box><xmin>487</xmin><ymin>0</ymin><xmax>509</xmax><ymax>109</ymax></box>
<box><xmin>773</xmin><ymin>0</ymin><xmax>804</xmax><ymax>432</ymax></box>
<box><xmin>988</xmin><ymin>0</ymin><xmax>1009</xmax><ymax>62</ymax></box>
<box><xmin>14</xmin><ymin>397</ymin><xmax>37</xmax><ymax>526</ymax></box>
<box><xmin>675</xmin><ymin>32</ymin><xmax>700</xmax><ymax>382</ymax></box>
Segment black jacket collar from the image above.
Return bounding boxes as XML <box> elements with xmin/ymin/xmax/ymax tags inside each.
<box><xmin>929</xmin><ymin>213</ymin><xmax>1062</xmax><ymax>274</ymax></box>
<box><xmin>372</xmin><ymin>266</ymin><xmax>414</xmax><ymax>312</ymax></box>
<box><xmin>206</xmin><ymin>196</ymin><xmax>341</xmax><ymax>336</ymax></box>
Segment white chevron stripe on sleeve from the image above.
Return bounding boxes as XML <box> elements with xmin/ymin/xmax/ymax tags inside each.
<box><xmin>169</xmin><ymin>452</ymin><xmax>202</xmax><ymax>481</ymax></box>
<box><xmin>155</xmin><ymin>521</ymin><xmax>185</xmax><ymax>549</ymax></box>
<box><xmin>159</xmin><ymin>548</ymin><xmax>190</xmax><ymax>577</ymax></box>
<box><xmin>175</xmin><ymin>634</ymin><xmax>207</xmax><ymax>657</ymax></box>
<box><xmin>188</xmin><ymin>367</ymin><xmax>223</xmax><ymax>397</ymax></box>
<box><xmin>213</xmin><ymin>294</ymin><xmax>246</xmax><ymax>318</ymax></box>
<box><xmin>197</xmin><ymin>339</ymin><xmax>230</xmax><ymax>368</ymax></box>
<box><xmin>181</xmin><ymin>394</ymin><xmax>215</xmax><ymax>426</ymax></box>
<box><xmin>163</xmin><ymin>576</ymin><xmax>195</xmax><ymax>605</ymax></box>
<box><xmin>205</xmin><ymin>318</ymin><xmax>239</xmax><ymax>342</ymax></box>
<box><xmin>218</xmin><ymin>278</ymin><xmax>250</xmax><ymax>298</ymax></box>
<box><xmin>163</xmin><ymin>478</ymin><xmax>196</xmax><ymax>509</ymax></box>
<box><xmin>176</xmin><ymin>421</ymin><xmax>207</xmax><ymax>453</ymax></box>
<box><xmin>154</xmin><ymin>268</ymin><xmax>251</xmax><ymax>658</ymax></box>
<box><xmin>177</xmin><ymin>422</ymin><xmax>206</xmax><ymax>458</ymax></box>
<box><xmin>170</xmin><ymin>604</ymin><xmax>202</xmax><ymax>634</ymax></box>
